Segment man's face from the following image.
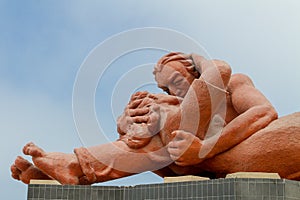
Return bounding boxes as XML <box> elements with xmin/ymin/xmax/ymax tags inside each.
<box><xmin>155</xmin><ymin>62</ymin><xmax>195</xmax><ymax>98</ymax></box>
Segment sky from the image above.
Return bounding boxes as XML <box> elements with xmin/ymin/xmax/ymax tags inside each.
<box><xmin>1</xmin><ymin>0</ymin><xmax>300</xmax><ymax>199</ymax></box>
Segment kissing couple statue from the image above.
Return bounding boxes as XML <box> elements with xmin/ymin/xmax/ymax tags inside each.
<box><xmin>11</xmin><ymin>52</ymin><xmax>300</xmax><ymax>185</ymax></box>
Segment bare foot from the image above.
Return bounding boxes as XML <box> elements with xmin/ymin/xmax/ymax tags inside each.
<box><xmin>11</xmin><ymin>156</ymin><xmax>51</xmax><ymax>184</ymax></box>
<box><xmin>22</xmin><ymin>142</ymin><xmax>84</xmax><ymax>185</ymax></box>
<box><xmin>23</xmin><ymin>142</ymin><xmax>45</xmax><ymax>157</ymax></box>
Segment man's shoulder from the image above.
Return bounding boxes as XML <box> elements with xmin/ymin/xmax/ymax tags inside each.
<box><xmin>229</xmin><ymin>73</ymin><xmax>254</xmax><ymax>89</ymax></box>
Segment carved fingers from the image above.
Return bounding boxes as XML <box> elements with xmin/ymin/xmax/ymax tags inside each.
<box><xmin>167</xmin><ymin>130</ymin><xmax>203</xmax><ymax>166</ymax></box>
<box><xmin>117</xmin><ymin>92</ymin><xmax>162</xmax><ymax>137</ymax></box>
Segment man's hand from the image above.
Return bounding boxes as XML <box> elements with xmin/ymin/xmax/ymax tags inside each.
<box><xmin>117</xmin><ymin>91</ymin><xmax>161</xmax><ymax>137</ymax></box>
<box><xmin>167</xmin><ymin>130</ymin><xmax>203</xmax><ymax>166</ymax></box>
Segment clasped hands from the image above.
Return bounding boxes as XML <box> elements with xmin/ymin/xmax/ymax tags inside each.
<box><xmin>117</xmin><ymin>91</ymin><xmax>204</xmax><ymax>166</ymax></box>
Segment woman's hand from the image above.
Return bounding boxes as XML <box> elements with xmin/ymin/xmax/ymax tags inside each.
<box><xmin>117</xmin><ymin>92</ymin><xmax>161</xmax><ymax>137</ymax></box>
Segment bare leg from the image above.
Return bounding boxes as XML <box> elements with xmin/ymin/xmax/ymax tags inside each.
<box><xmin>16</xmin><ymin>135</ymin><xmax>172</xmax><ymax>185</ymax></box>
<box><xmin>23</xmin><ymin>142</ymin><xmax>84</xmax><ymax>185</ymax></box>
<box><xmin>76</xmin><ymin>135</ymin><xmax>173</xmax><ymax>183</ymax></box>
<box><xmin>10</xmin><ymin>156</ymin><xmax>51</xmax><ymax>184</ymax></box>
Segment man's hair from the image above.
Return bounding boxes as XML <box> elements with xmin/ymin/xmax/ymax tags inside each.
<box><xmin>153</xmin><ymin>52</ymin><xmax>200</xmax><ymax>78</ymax></box>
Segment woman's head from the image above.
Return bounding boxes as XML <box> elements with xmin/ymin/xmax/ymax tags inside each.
<box><xmin>153</xmin><ymin>52</ymin><xmax>201</xmax><ymax>98</ymax></box>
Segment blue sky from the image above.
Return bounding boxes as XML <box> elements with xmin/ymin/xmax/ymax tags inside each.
<box><xmin>1</xmin><ymin>1</ymin><xmax>300</xmax><ymax>199</ymax></box>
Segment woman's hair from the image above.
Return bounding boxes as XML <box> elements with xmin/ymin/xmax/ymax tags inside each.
<box><xmin>153</xmin><ymin>52</ymin><xmax>201</xmax><ymax>78</ymax></box>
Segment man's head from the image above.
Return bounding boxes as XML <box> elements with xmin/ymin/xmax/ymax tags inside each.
<box><xmin>153</xmin><ymin>52</ymin><xmax>201</xmax><ymax>98</ymax></box>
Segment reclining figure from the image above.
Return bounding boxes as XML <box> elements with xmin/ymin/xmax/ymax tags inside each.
<box><xmin>11</xmin><ymin>52</ymin><xmax>300</xmax><ymax>185</ymax></box>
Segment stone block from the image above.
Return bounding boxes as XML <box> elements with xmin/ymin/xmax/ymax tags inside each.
<box><xmin>225</xmin><ymin>172</ymin><xmax>281</xmax><ymax>179</ymax></box>
<box><xmin>29</xmin><ymin>179</ymin><xmax>61</xmax><ymax>185</ymax></box>
<box><xmin>164</xmin><ymin>175</ymin><xmax>210</xmax><ymax>183</ymax></box>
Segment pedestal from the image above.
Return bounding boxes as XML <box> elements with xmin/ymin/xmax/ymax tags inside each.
<box><xmin>27</xmin><ymin>178</ymin><xmax>300</xmax><ymax>200</ymax></box>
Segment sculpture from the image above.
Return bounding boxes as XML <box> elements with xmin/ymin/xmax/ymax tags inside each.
<box><xmin>11</xmin><ymin>52</ymin><xmax>300</xmax><ymax>185</ymax></box>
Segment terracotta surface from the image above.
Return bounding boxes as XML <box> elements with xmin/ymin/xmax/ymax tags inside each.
<box><xmin>11</xmin><ymin>52</ymin><xmax>300</xmax><ymax>185</ymax></box>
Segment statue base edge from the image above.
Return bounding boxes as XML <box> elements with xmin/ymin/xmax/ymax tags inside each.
<box><xmin>27</xmin><ymin>178</ymin><xmax>300</xmax><ymax>200</ymax></box>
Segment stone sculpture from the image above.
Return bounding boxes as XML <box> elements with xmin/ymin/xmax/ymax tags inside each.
<box><xmin>11</xmin><ymin>52</ymin><xmax>300</xmax><ymax>185</ymax></box>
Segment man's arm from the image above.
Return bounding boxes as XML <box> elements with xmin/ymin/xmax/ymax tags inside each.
<box><xmin>166</xmin><ymin>59</ymin><xmax>232</xmax><ymax>165</ymax></box>
<box><xmin>170</xmin><ymin>73</ymin><xmax>278</xmax><ymax>166</ymax></box>
<box><xmin>200</xmin><ymin>73</ymin><xmax>278</xmax><ymax>160</ymax></box>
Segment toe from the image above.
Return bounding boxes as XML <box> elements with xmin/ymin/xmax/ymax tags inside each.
<box><xmin>22</xmin><ymin>142</ymin><xmax>34</xmax><ymax>155</ymax></box>
<box><xmin>23</xmin><ymin>142</ymin><xmax>44</xmax><ymax>157</ymax></box>
<box><xmin>10</xmin><ymin>164</ymin><xmax>21</xmax><ymax>180</ymax></box>
<box><xmin>15</xmin><ymin>156</ymin><xmax>32</xmax><ymax>171</ymax></box>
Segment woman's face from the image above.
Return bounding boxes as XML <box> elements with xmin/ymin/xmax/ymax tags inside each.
<box><xmin>155</xmin><ymin>62</ymin><xmax>195</xmax><ymax>98</ymax></box>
